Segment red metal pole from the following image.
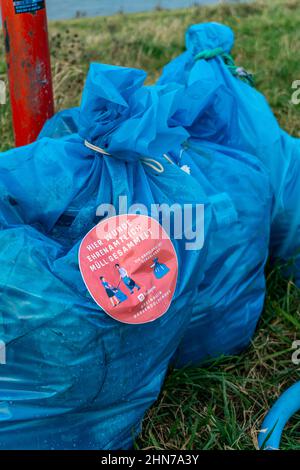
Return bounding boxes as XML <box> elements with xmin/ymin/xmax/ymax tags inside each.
<box><xmin>1</xmin><ymin>0</ymin><xmax>54</xmax><ymax>147</ymax></box>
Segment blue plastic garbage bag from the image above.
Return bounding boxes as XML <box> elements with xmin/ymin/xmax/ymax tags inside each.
<box><xmin>0</xmin><ymin>64</ymin><xmax>215</xmax><ymax>449</ymax></box>
<box><xmin>165</xmin><ymin>139</ymin><xmax>272</xmax><ymax>366</ymax></box>
<box><xmin>158</xmin><ymin>22</ymin><xmax>300</xmax><ymax>286</ymax></box>
<box><xmin>39</xmin><ymin>76</ymin><xmax>273</xmax><ymax>368</ymax></box>
<box><xmin>151</xmin><ymin>258</ymin><xmax>170</xmax><ymax>279</ymax></box>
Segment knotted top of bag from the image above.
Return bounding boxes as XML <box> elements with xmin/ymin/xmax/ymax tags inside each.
<box><xmin>78</xmin><ymin>63</ymin><xmax>189</xmax><ymax>162</ymax></box>
<box><xmin>186</xmin><ymin>23</ymin><xmax>234</xmax><ymax>57</ymax></box>
<box><xmin>185</xmin><ymin>23</ymin><xmax>253</xmax><ymax>86</ymax></box>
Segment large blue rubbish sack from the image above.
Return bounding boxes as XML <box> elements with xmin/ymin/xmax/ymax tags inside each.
<box><xmin>0</xmin><ymin>64</ymin><xmax>215</xmax><ymax>449</ymax></box>
<box><xmin>167</xmin><ymin>139</ymin><xmax>272</xmax><ymax>366</ymax></box>
<box><xmin>159</xmin><ymin>22</ymin><xmax>300</xmax><ymax>286</ymax></box>
<box><xmin>39</xmin><ymin>79</ymin><xmax>273</xmax><ymax>367</ymax></box>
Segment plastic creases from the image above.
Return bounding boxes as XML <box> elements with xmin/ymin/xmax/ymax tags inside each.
<box><xmin>0</xmin><ymin>64</ymin><xmax>213</xmax><ymax>449</ymax></box>
<box><xmin>167</xmin><ymin>138</ymin><xmax>272</xmax><ymax>366</ymax></box>
<box><xmin>158</xmin><ymin>22</ymin><xmax>300</xmax><ymax>286</ymax></box>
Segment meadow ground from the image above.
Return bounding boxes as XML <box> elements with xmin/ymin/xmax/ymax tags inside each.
<box><xmin>0</xmin><ymin>0</ymin><xmax>300</xmax><ymax>450</ymax></box>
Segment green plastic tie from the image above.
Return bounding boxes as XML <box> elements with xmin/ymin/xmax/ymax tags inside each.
<box><xmin>194</xmin><ymin>48</ymin><xmax>254</xmax><ymax>87</ymax></box>
<box><xmin>194</xmin><ymin>47</ymin><xmax>224</xmax><ymax>61</ymax></box>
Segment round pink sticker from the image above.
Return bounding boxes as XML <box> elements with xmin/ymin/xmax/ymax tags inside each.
<box><xmin>79</xmin><ymin>214</ymin><xmax>178</xmax><ymax>324</ymax></box>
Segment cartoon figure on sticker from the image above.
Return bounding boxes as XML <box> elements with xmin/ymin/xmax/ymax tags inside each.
<box><xmin>151</xmin><ymin>258</ymin><xmax>170</xmax><ymax>280</ymax></box>
<box><xmin>115</xmin><ymin>264</ymin><xmax>141</xmax><ymax>295</ymax></box>
<box><xmin>100</xmin><ymin>276</ymin><xmax>127</xmax><ymax>307</ymax></box>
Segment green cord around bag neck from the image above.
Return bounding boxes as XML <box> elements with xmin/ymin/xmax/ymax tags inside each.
<box><xmin>194</xmin><ymin>47</ymin><xmax>254</xmax><ymax>87</ymax></box>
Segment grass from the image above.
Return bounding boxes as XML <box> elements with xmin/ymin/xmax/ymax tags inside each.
<box><xmin>1</xmin><ymin>0</ymin><xmax>300</xmax><ymax>450</ymax></box>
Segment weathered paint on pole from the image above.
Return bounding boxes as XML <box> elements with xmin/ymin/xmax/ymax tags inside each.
<box><xmin>1</xmin><ymin>0</ymin><xmax>54</xmax><ymax>146</ymax></box>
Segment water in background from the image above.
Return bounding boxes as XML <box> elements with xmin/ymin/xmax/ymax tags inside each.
<box><xmin>46</xmin><ymin>0</ymin><xmax>221</xmax><ymax>20</ymax></box>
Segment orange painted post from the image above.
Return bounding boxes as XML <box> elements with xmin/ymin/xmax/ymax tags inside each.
<box><xmin>1</xmin><ymin>0</ymin><xmax>54</xmax><ymax>146</ymax></box>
